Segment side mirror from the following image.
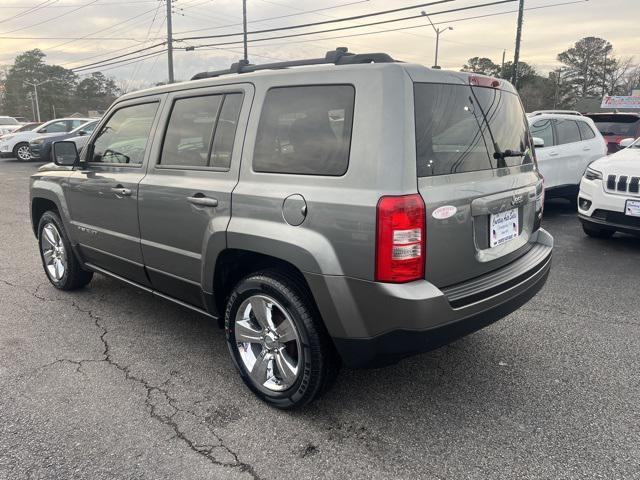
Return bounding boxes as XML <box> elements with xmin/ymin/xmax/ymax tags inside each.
<box><xmin>52</xmin><ymin>141</ymin><xmax>79</xmax><ymax>166</ymax></box>
<box><xmin>532</xmin><ymin>137</ymin><xmax>545</xmax><ymax>148</ymax></box>
<box><xmin>77</xmin><ymin>130</ymin><xmax>87</xmax><ymax>136</ymax></box>
<box><xmin>619</xmin><ymin>138</ymin><xmax>635</xmax><ymax>149</ymax></box>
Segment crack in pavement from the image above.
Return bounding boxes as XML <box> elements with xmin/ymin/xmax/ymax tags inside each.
<box><xmin>2</xmin><ymin>277</ymin><xmax>264</xmax><ymax>480</ymax></box>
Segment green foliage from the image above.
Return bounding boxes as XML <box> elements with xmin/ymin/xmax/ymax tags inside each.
<box><xmin>461</xmin><ymin>57</ymin><xmax>500</xmax><ymax>76</ymax></box>
<box><xmin>557</xmin><ymin>36</ymin><xmax>616</xmax><ymax>97</ymax></box>
<box><xmin>0</xmin><ymin>49</ymin><xmax>120</xmax><ymax>120</ymax></box>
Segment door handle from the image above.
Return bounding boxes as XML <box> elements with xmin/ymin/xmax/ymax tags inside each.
<box><xmin>187</xmin><ymin>195</ymin><xmax>218</xmax><ymax>207</ymax></box>
<box><xmin>111</xmin><ymin>186</ymin><xmax>132</xmax><ymax>196</ymax></box>
<box><xmin>583</xmin><ymin>147</ymin><xmax>591</xmax><ymax>151</ymax></box>
<box><xmin>548</xmin><ymin>151</ymin><xmax>559</xmax><ymax>157</ymax></box>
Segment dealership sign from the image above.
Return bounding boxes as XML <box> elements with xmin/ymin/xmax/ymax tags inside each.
<box><xmin>601</xmin><ymin>95</ymin><xmax>640</xmax><ymax>109</ymax></box>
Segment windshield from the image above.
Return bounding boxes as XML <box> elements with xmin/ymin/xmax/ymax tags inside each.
<box><xmin>0</xmin><ymin>118</ymin><xmax>18</xmax><ymax>125</ymax></box>
<box><xmin>415</xmin><ymin>83</ymin><xmax>532</xmax><ymax>177</ymax></box>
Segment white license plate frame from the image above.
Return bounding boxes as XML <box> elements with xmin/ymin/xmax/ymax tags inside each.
<box><xmin>625</xmin><ymin>199</ymin><xmax>640</xmax><ymax>217</ymax></box>
<box><xmin>490</xmin><ymin>208</ymin><xmax>520</xmax><ymax>248</ymax></box>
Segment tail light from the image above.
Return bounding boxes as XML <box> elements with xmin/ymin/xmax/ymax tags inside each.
<box><xmin>535</xmin><ymin>175</ymin><xmax>544</xmax><ymax>231</ymax></box>
<box><xmin>375</xmin><ymin>194</ymin><xmax>425</xmax><ymax>283</ymax></box>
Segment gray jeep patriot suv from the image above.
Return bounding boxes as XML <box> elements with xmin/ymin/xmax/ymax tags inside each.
<box><xmin>30</xmin><ymin>49</ymin><xmax>552</xmax><ymax>408</ymax></box>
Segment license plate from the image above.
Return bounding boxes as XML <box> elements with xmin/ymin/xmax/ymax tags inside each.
<box><xmin>490</xmin><ymin>208</ymin><xmax>519</xmax><ymax>247</ymax></box>
<box><xmin>626</xmin><ymin>200</ymin><xmax>640</xmax><ymax>217</ymax></box>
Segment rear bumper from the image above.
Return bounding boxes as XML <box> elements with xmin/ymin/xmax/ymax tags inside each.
<box><xmin>306</xmin><ymin>229</ymin><xmax>553</xmax><ymax>368</ymax></box>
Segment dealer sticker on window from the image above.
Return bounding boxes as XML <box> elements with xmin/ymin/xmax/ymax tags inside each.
<box><xmin>626</xmin><ymin>200</ymin><xmax>640</xmax><ymax>217</ymax></box>
<box><xmin>490</xmin><ymin>208</ymin><xmax>519</xmax><ymax>248</ymax></box>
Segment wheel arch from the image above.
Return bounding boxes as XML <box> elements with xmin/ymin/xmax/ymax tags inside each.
<box><xmin>211</xmin><ymin>249</ymin><xmax>318</xmax><ymax>328</ymax></box>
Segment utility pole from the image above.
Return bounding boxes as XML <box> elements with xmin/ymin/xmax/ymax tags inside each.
<box><xmin>421</xmin><ymin>11</ymin><xmax>453</xmax><ymax>69</ymax></box>
<box><xmin>242</xmin><ymin>0</ymin><xmax>248</xmax><ymax>63</ymax></box>
<box><xmin>601</xmin><ymin>49</ymin><xmax>608</xmax><ymax>98</ymax></box>
<box><xmin>23</xmin><ymin>80</ymin><xmax>49</xmax><ymax>122</ymax></box>
<box><xmin>512</xmin><ymin>0</ymin><xmax>525</xmax><ymax>88</ymax></box>
<box><xmin>166</xmin><ymin>0</ymin><xmax>175</xmax><ymax>83</ymax></box>
<box><xmin>501</xmin><ymin>50</ymin><xmax>506</xmax><ymax>77</ymax></box>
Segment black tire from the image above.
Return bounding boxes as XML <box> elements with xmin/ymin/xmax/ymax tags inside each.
<box><xmin>582</xmin><ymin>222</ymin><xmax>615</xmax><ymax>239</ymax></box>
<box><xmin>225</xmin><ymin>270</ymin><xmax>340</xmax><ymax>409</ymax></box>
<box><xmin>13</xmin><ymin>142</ymin><xmax>31</xmax><ymax>161</ymax></box>
<box><xmin>37</xmin><ymin>211</ymin><xmax>93</xmax><ymax>290</ymax></box>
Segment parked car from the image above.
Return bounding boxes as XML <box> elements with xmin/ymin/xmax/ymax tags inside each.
<box><xmin>0</xmin><ymin>117</ymin><xmax>92</xmax><ymax>161</ymax></box>
<box><xmin>0</xmin><ymin>116</ymin><xmax>22</xmax><ymax>135</ymax></box>
<box><xmin>585</xmin><ymin>112</ymin><xmax>640</xmax><ymax>154</ymax></box>
<box><xmin>29</xmin><ymin>120</ymin><xmax>98</xmax><ymax>161</ymax></box>
<box><xmin>578</xmin><ymin>136</ymin><xmax>640</xmax><ymax>237</ymax></box>
<box><xmin>12</xmin><ymin>116</ymin><xmax>30</xmax><ymax>123</ymax></box>
<box><xmin>30</xmin><ymin>49</ymin><xmax>552</xmax><ymax>408</ymax></box>
<box><xmin>528</xmin><ymin>113</ymin><xmax>607</xmax><ymax>200</ymax></box>
<box><xmin>0</xmin><ymin>122</ymin><xmax>42</xmax><ymax>141</ymax></box>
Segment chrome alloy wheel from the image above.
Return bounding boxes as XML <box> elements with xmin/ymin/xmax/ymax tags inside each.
<box><xmin>41</xmin><ymin>223</ymin><xmax>67</xmax><ymax>281</ymax></box>
<box><xmin>16</xmin><ymin>144</ymin><xmax>31</xmax><ymax>161</ymax></box>
<box><xmin>234</xmin><ymin>295</ymin><xmax>302</xmax><ymax>392</ymax></box>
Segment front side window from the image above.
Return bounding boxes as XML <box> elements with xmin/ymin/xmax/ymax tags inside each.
<box><xmin>555</xmin><ymin>119</ymin><xmax>581</xmax><ymax>145</ymax></box>
<box><xmin>90</xmin><ymin>103</ymin><xmax>158</xmax><ymax>165</ymax></box>
<box><xmin>577</xmin><ymin>121</ymin><xmax>596</xmax><ymax>140</ymax></box>
<box><xmin>530</xmin><ymin>119</ymin><xmax>554</xmax><ymax>148</ymax></box>
<box><xmin>253</xmin><ymin>85</ymin><xmax>355</xmax><ymax>176</ymax></box>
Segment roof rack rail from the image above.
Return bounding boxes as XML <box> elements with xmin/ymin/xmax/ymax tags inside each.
<box><xmin>190</xmin><ymin>47</ymin><xmax>395</xmax><ymax>80</ymax></box>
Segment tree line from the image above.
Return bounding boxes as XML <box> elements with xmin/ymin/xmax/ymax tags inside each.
<box><xmin>0</xmin><ymin>49</ymin><xmax>120</xmax><ymax>121</ymax></box>
<box><xmin>462</xmin><ymin>37</ymin><xmax>640</xmax><ymax>112</ymax></box>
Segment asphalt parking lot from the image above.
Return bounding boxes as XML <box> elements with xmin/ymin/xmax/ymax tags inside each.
<box><xmin>0</xmin><ymin>157</ymin><xmax>638</xmax><ymax>480</ymax></box>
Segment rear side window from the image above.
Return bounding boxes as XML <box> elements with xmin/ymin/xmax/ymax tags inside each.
<box><xmin>210</xmin><ymin>93</ymin><xmax>243</xmax><ymax>169</ymax></box>
<box><xmin>577</xmin><ymin>121</ymin><xmax>596</xmax><ymax>140</ymax></box>
<box><xmin>253</xmin><ymin>85</ymin><xmax>355</xmax><ymax>176</ymax></box>
<box><xmin>531</xmin><ymin>119</ymin><xmax>554</xmax><ymax>147</ymax></box>
<box><xmin>555</xmin><ymin>119</ymin><xmax>581</xmax><ymax>145</ymax></box>
<box><xmin>160</xmin><ymin>92</ymin><xmax>243</xmax><ymax>169</ymax></box>
<box><xmin>160</xmin><ymin>95</ymin><xmax>223</xmax><ymax>168</ymax></box>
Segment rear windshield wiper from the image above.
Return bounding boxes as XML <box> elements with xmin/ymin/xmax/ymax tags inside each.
<box><xmin>493</xmin><ymin>149</ymin><xmax>524</xmax><ymax>160</ymax></box>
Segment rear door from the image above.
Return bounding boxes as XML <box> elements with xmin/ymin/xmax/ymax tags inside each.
<box><xmin>414</xmin><ymin>82</ymin><xmax>543</xmax><ymax>287</ymax></box>
<box><xmin>138</xmin><ymin>85</ymin><xmax>251</xmax><ymax>308</ymax></box>
<box><xmin>553</xmin><ymin>118</ymin><xmax>583</xmax><ymax>187</ymax></box>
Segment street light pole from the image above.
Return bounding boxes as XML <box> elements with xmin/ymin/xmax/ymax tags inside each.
<box><xmin>421</xmin><ymin>11</ymin><xmax>453</xmax><ymax>69</ymax></box>
<box><xmin>23</xmin><ymin>80</ymin><xmax>49</xmax><ymax>122</ymax></box>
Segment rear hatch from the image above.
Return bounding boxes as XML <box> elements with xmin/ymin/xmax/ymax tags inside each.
<box><xmin>413</xmin><ymin>78</ymin><xmax>543</xmax><ymax>287</ymax></box>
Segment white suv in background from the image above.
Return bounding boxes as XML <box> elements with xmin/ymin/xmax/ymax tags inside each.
<box><xmin>528</xmin><ymin>113</ymin><xmax>607</xmax><ymax>200</ymax></box>
<box><xmin>0</xmin><ymin>117</ymin><xmax>92</xmax><ymax>161</ymax></box>
<box><xmin>578</xmin><ymin>137</ymin><xmax>640</xmax><ymax>238</ymax></box>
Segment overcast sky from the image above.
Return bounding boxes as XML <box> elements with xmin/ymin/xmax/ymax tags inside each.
<box><xmin>0</xmin><ymin>0</ymin><xmax>638</xmax><ymax>89</ymax></box>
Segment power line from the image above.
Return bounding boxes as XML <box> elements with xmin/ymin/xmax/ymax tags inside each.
<box><xmin>187</xmin><ymin>0</ymin><xmax>587</xmax><ymax>52</ymax></box>
<box><xmin>173</xmin><ymin>0</ymin><xmax>370</xmax><ymax>35</ymax></box>
<box><xmin>180</xmin><ymin>0</ymin><xmax>517</xmax><ymax>47</ymax></box>
<box><xmin>70</xmin><ymin>43</ymin><xmax>166</xmax><ymax>71</ymax></box>
<box><xmin>177</xmin><ymin>0</ymin><xmax>460</xmax><ymax>41</ymax></box>
<box><xmin>0</xmin><ymin>0</ymin><xmax>101</xmax><ymax>35</ymax></box>
<box><xmin>0</xmin><ymin>0</ymin><xmax>56</xmax><ymax>25</ymax></box>
<box><xmin>73</xmin><ymin>49</ymin><xmax>168</xmax><ymax>72</ymax></box>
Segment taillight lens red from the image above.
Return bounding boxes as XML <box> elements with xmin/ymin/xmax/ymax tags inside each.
<box><xmin>375</xmin><ymin>194</ymin><xmax>426</xmax><ymax>283</ymax></box>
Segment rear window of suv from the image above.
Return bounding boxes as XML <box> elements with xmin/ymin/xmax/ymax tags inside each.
<box><xmin>415</xmin><ymin>83</ymin><xmax>533</xmax><ymax>177</ymax></box>
<box><xmin>253</xmin><ymin>85</ymin><xmax>355</xmax><ymax>176</ymax></box>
